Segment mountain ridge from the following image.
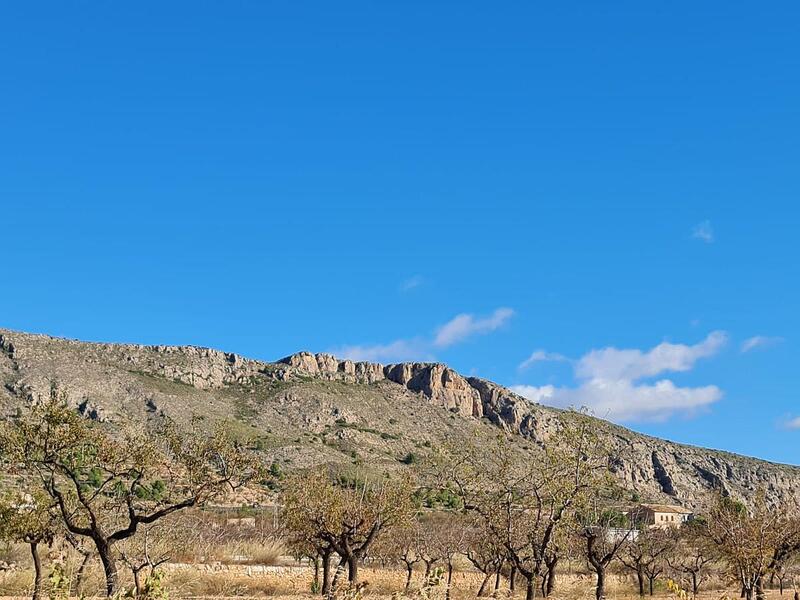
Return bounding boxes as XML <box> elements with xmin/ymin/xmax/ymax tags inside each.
<box><xmin>1</xmin><ymin>327</ymin><xmax>798</xmax><ymax>509</ymax></box>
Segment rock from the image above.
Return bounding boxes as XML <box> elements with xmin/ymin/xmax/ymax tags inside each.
<box><xmin>278</xmin><ymin>352</ymin><xmax>386</xmax><ymax>384</ymax></box>
<box><xmin>385</xmin><ymin>363</ymin><xmax>482</xmax><ymax>417</ymax></box>
<box><xmin>76</xmin><ymin>398</ymin><xmax>107</xmax><ymax>422</ymax></box>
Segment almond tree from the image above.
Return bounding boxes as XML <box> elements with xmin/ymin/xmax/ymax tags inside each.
<box><xmin>443</xmin><ymin>410</ymin><xmax>615</xmax><ymax>600</ymax></box>
<box><xmin>432</xmin><ymin>512</ymin><xmax>470</xmax><ymax>600</ymax></box>
<box><xmin>380</xmin><ymin>522</ymin><xmax>422</xmax><ymax>591</ymax></box>
<box><xmin>288</xmin><ymin>536</ymin><xmax>338</xmax><ymax>596</ymax></box>
<box><xmin>701</xmin><ymin>492</ymin><xmax>800</xmax><ymax>600</ymax></box>
<box><xmin>641</xmin><ymin>529</ymin><xmax>674</xmax><ymax>595</ymax></box>
<box><xmin>620</xmin><ymin>528</ymin><xmax>675</xmax><ymax>596</ymax></box>
<box><xmin>64</xmin><ymin>532</ymin><xmax>94</xmax><ymax>595</ymax></box>
<box><xmin>578</xmin><ymin>503</ymin><xmax>634</xmax><ymax>600</ymax></box>
<box><xmin>118</xmin><ymin>523</ymin><xmax>172</xmax><ymax>598</ymax></box>
<box><xmin>666</xmin><ymin>521</ymin><xmax>717</xmax><ymax>597</ymax></box>
<box><xmin>0</xmin><ymin>489</ymin><xmax>59</xmax><ymax>600</ymax></box>
<box><xmin>0</xmin><ymin>394</ymin><xmax>261</xmax><ymax>597</ymax></box>
<box><xmin>541</xmin><ymin>525</ymin><xmax>579</xmax><ymax>597</ymax></box>
<box><xmin>464</xmin><ymin>520</ymin><xmax>506</xmax><ymax>597</ymax></box>
<box><xmin>281</xmin><ymin>467</ymin><xmax>414</xmax><ymax>585</ymax></box>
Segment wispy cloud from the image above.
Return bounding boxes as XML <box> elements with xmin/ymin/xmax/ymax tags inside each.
<box><xmin>433</xmin><ymin>308</ymin><xmax>514</xmax><ymax>348</ymax></box>
<box><xmin>399</xmin><ymin>275</ymin><xmax>424</xmax><ymax>292</ymax></box>
<box><xmin>330</xmin><ymin>338</ymin><xmax>431</xmax><ymax>363</ymax></box>
<box><xmin>781</xmin><ymin>416</ymin><xmax>800</xmax><ymax>430</ymax></box>
<box><xmin>741</xmin><ymin>335</ymin><xmax>783</xmax><ymax>353</ymax></box>
<box><xmin>692</xmin><ymin>220</ymin><xmax>714</xmax><ymax>243</ymax></box>
<box><xmin>513</xmin><ymin>332</ymin><xmax>727</xmax><ymax>422</ymax></box>
<box><xmin>519</xmin><ymin>350</ymin><xmax>568</xmax><ymax>370</ymax></box>
<box><xmin>575</xmin><ymin>331</ymin><xmax>727</xmax><ymax>381</ymax></box>
<box><xmin>331</xmin><ymin>306</ymin><xmax>514</xmax><ymax>364</ymax></box>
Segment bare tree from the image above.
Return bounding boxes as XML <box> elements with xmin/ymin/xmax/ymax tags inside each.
<box><xmin>381</xmin><ymin>522</ymin><xmax>422</xmax><ymax>591</ymax></box>
<box><xmin>620</xmin><ymin>528</ymin><xmax>674</xmax><ymax>596</ymax></box>
<box><xmin>579</xmin><ymin>502</ymin><xmax>634</xmax><ymax>600</ymax></box>
<box><xmin>432</xmin><ymin>512</ymin><xmax>469</xmax><ymax>600</ymax></box>
<box><xmin>541</xmin><ymin>527</ymin><xmax>579</xmax><ymax>598</ymax></box>
<box><xmin>666</xmin><ymin>521</ymin><xmax>717</xmax><ymax>597</ymax></box>
<box><xmin>465</xmin><ymin>520</ymin><xmax>505</xmax><ymax>597</ymax></box>
<box><xmin>118</xmin><ymin>524</ymin><xmax>171</xmax><ymax>598</ymax></box>
<box><xmin>416</xmin><ymin>514</ymin><xmax>446</xmax><ymax>581</ymax></box>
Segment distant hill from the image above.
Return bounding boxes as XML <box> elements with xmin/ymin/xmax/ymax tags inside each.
<box><xmin>1</xmin><ymin>328</ymin><xmax>797</xmax><ymax>510</ymax></box>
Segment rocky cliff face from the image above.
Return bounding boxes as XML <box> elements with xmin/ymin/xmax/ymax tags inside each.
<box><xmin>277</xmin><ymin>352</ymin><xmax>527</xmax><ymax>424</ymax></box>
<box><xmin>2</xmin><ymin>329</ymin><xmax>799</xmax><ymax>510</ymax></box>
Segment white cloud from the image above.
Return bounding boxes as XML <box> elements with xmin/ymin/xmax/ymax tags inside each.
<box><xmin>399</xmin><ymin>276</ymin><xmax>424</xmax><ymax>292</ymax></box>
<box><xmin>331</xmin><ymin>306</ymin><xmax>513</xmax><ymax>364</ymax></box>
<box><xmin>515</xmin><ymin>379</ymin><xmax>722</xmax><ymax>422</ymax></box>
<box><xmin>510</xmin><ymin>384</ymin><xmax>556</xmax><ymax>403</ymax></box>
<box><xmin>575</xmin><ymin>331</ymin><xmax>727</xmax><ymax>381</ymax></box>
<box><xmin>434</xmin><ymin>308</ymin><xmax>514</xmax><ymax>348</ymax></box>
<box><xmin>692</xmin><ymin>220</ymin><xmax>714</xmax><ymax>243</ymax></box>
<box><xmin>330</xmin><ymin>338</ymin><xmax>431</xmax><ymax>363</ymax></box>
<box><xmin>741</xmin><ymin>335</ymin><xmax>783</xmax><ymax>353</ymax></box>
<box><xmin>513</xmin><ymin>332</ymin><xmax>727</xmax><ymax>423</ymax></box>
<box><xmin>781</xmin><ymin>416</ymin><xmax>800</xmax><ymax>430</ymax></box>
<box><xmin>519</xmin><ymin>350</ymin><xmax>568</xmax><ymax>370</ymax></box>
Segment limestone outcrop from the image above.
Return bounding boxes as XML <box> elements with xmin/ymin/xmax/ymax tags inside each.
<box><xmin>385</xmin><ymin>363</ymin><xmax>483</xmax><ymax>418</ymax></box>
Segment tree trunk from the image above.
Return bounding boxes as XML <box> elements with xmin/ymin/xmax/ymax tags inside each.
<box><xmin>524</xmin><ymin>575</ymin><xmax>536</xmax><ymax>600</ymax></box>
<box><xmin>636</xmin><ymin>568</ymin><xmax>645</xmax><ymax>597</ymax></box>
<box><xmin>494</xmin><ymin>567</ymin><xmax>502</xmax><ymax>594</ymax></box>
<box><xmin>691</xmin><ymin>572</ymin><xmax>698</xmax><ymax>596</ymax></box>
<box><xmin>649</xmin><ymin>576</ymin><xmax>655</xmax><ymax>596</ymax></box>
<box><xmin>74</xmin><ymin>553</ymin><xmax>92</xmax><ymax>594</ymax></box>
<box><xmin>30</xmin><ymin>542</ymin><xmax>43</xmax><ymax>600</ymax></box>
<box><xmin>330</xmin><ymin>556</ymin><xmax>346</xmax><ymax>595</ymax></box>
<box><xmin>312</xmin><ymin>555</ymin><xmax>320</xmax><ymax>593</ymax></box>
<box><xmin>321</xmin><ymin>550</ymin><xmax>333</xmax><ymax>596</ymax></box>
<box><xmin>545</xmin><ymin>559</ymin><xmax>557</xmax><ymax>597</ymax></box>
<box><xmin>95</xmin><ymin>539</ymin><xmax>119</xmax><ymax>598</ymax></box>
<box><xmin>346</xmin><ymin>554</ymin><xmax>359</xmax><ymax>584</ymax></box>
<box><xmin>510</xmin><ymin>566</ymin><xmax>517</xmax><ymax>591</ymax></box>
<box><xmin>595</xmin><ymin>567</ymin><xmax>606</xmax><ymax>600</ymax></box>
<box><xmin>133</xmin><ymin>568</ymin><xmax>143</xmax><ymax>598</ymax></box>
<box><xmin>477</xmin><ymin>572</ymin><xmax>491</xmax><ymax>597</ymax></box>
<box><xmin>405</xmin><ymin>563</ymin><xmax>414</xmax><ymax>591</ymax></box>
<box><xmin>446</xmin><ymin>563</ymin><xmax>454</xmax><ymax>600</ymax></box>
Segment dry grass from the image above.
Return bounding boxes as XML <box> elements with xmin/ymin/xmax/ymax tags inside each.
<box><xmin>0</xmin><ymin>570</ymin><xmax>33</xmax><ymax>598</ymax></box>
<box><xmin>0</xmin><ymin>562</ymin><xmax>791</xmax><ymax>600</ymax></box>
<box><xmin>172</xmin><ymin>540</ymin><xmax>285</xmax><ymax>566</ymax></box>
<box><xmin>0</xmin><ymin>543</ymin><xmax>28</xmax><ymax>567</ymax></box>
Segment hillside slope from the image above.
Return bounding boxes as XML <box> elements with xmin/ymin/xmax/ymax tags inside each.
<box><xmin>1</xmin><ymin>328</ymin><xmax>797</xmax><ymax>509</ymax></box>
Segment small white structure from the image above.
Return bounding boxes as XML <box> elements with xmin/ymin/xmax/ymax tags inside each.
<box><xmin>628</xmin><ymin>503</ymin><xmax>693</xmax><ymax>529</ymax></box>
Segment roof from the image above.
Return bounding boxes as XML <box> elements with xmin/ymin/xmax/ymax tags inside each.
<box><xmin>637</xmin><ymin>503</ymin><xmax>693</xmax><ymax>514</ymax></box>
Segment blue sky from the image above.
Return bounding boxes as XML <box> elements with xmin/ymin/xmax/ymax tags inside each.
<box><xmin>2</xmin><ymin>2</ymin><xmax>799</xmax><ymax>463</ymax></box>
